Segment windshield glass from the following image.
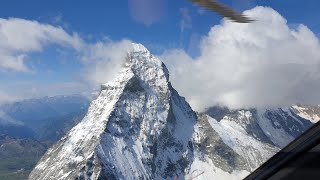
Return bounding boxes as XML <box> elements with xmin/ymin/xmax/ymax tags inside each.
<box><xmin>0</xmin><ymin>1</ymin><xmax>319</xmax><ymax>179</ymax></box>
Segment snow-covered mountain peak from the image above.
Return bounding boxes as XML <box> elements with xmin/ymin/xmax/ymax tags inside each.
<box><xmin>29</xmin><ymin>43</ymin><xmax>197</xmax><ymax>180</ymax></box>
<box><xmin>131</xmin><ymin>43</ymin><xmax>148</xmax><ymax>53</ymax></box>
<box><xmin>103</xmin><ymin>43</ymin><xmax>169</xmax><ymax>91</ymax></box>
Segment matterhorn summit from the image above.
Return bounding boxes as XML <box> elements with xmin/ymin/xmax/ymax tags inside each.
<box><xmin>29</xmin><ymin>43</ymin><xmax>280</xmax><ymax>180</ymax></box>
<box><xmin>29</xmin><ymin>43</ymin><xmax>198</xmax><ymax>179</ymax></box>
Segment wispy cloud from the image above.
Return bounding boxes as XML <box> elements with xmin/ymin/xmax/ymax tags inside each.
<box><xmin>52</xmin><ymin>13</ymin><xmax>63</xmax><ymax>24</ymax></box>
<box><xmin>161</xmin><ymin>6</ymin><xmax>320</xmax><ymax>111</ymax></box>
<box><xmin>179</xmin><ymin>7</ymin><xmax>192</xmax><ymax>33</ymax></box>
<box><xmin>0</xmin><ymin>81</ymin><xmax>92</xmax><ymax>101</ymax></box>
<box><xmin>179</xmin><ymin>7</ymin><xmax>193</xmax><ymax>48</ymax></box>
<box><xmin>0</xmin><ymin>90</ymin><xmax>18</xmax><ymax>105</ymax></box>
<box><xmin>128</xmin><ymin>0</ymin><xmax>167</xmax><ymax>26</ymax></box>
<box><xmin>0</xmin><ymin>111</ymin><xmax>23</xmax><ymax>126</ymax></box>
<box><xmin>80</xmin><ymin>39</ymin><xmax>134</xmax><ymax>86</ymax></box>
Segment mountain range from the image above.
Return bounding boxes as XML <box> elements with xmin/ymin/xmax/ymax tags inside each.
<box><xmin>0</xmin><ymin>94</ymin><xmax>90</xmax><ymax>141</ymax></box>
<box><xmin>28</xmin><ymin>44</ymin><xmax>319</xmax><ymax>180</ymax></box>
<box><xmin>0</xmin><ymin>94</ymin><xmax>90</xmax><ymax>179</ymax></box>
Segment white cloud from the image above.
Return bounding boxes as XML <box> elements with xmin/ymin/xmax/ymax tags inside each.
<box><xmin>0</xmin><ymin>18</ymin><xmax>83</xmax><ymax>72</ymax></box>
<box><xmin>0</xmin><ymin>17</ymin><xmax>135</xmax><ymax>100</ymax></box>
<box><xmin>0</xmin><ymin>53</ymin><xmax>29</xmax><ymax>72</ymax></box>
<box><xmin>161</xmin><ymin>6</ymin><xmax>320</xmax><ymax>111</ymax></box>
<box><xmin>128</xmin><ymin>0</ymin><xmax>166</xmax><ymax>26</ymax></box>
<box><xmin>80</xmin><ymin>39</ymin><xmax>134</xmax><ymax>87</ymax></box>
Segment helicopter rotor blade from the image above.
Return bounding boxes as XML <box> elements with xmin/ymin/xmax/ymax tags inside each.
<box><xmin>190</xmin><ymin>0</ymin><xmax>254</xmax><ymax>23</ymax></box>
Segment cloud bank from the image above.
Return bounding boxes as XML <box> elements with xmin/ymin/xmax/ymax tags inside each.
<box><xmin>0</xmin><ymin>18</ymin><xmax>83</xmax><ymax>72</ymax></box>
<box><xmin>162</xmin><ymin>6</ymin><xmax>320</xmax><ymax>111</ymax></box>
<box><xmin>2</xmin><ymin>7</ymin><xmax>320</xmax><ymax>112</ymax></box>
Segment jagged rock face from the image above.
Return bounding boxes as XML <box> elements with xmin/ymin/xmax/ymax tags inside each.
<box><xmin>29</xmin><ymin>44</ymin><xmax>197</xmax><ymax>180</ymax></box>
<box><xmin>292</xmin><ymin>105</ymin><xmax>320</xmax><ymax>124</ymax></box>
<box><xmin>206</xmin><ymin>106</ymin><xmax>315</xmax><ymax>148</ymax></box>
<box><xmin>193</xmin><ymin>115</ymin><xmax>248</xmax><ymax>173</ymax></box>
<box><xmin>257</xmin><ymin>108</ymin><xmax>313</xmax><ymax>147</ymax></box>
<box><xmin>190</xmin><ymin>114</ymin><xmax>279</xmax><ymax>178</ymax></box>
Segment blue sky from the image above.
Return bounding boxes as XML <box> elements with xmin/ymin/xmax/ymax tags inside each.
<box><xmin>1</xmin><ymin>0</ymin><xmax>320</xmax><ymax>108</ymax></box>
<box><xmin>2</xmin><ymin>1</ymin><xmax>319</xmax><ymax>49</ymax></box>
